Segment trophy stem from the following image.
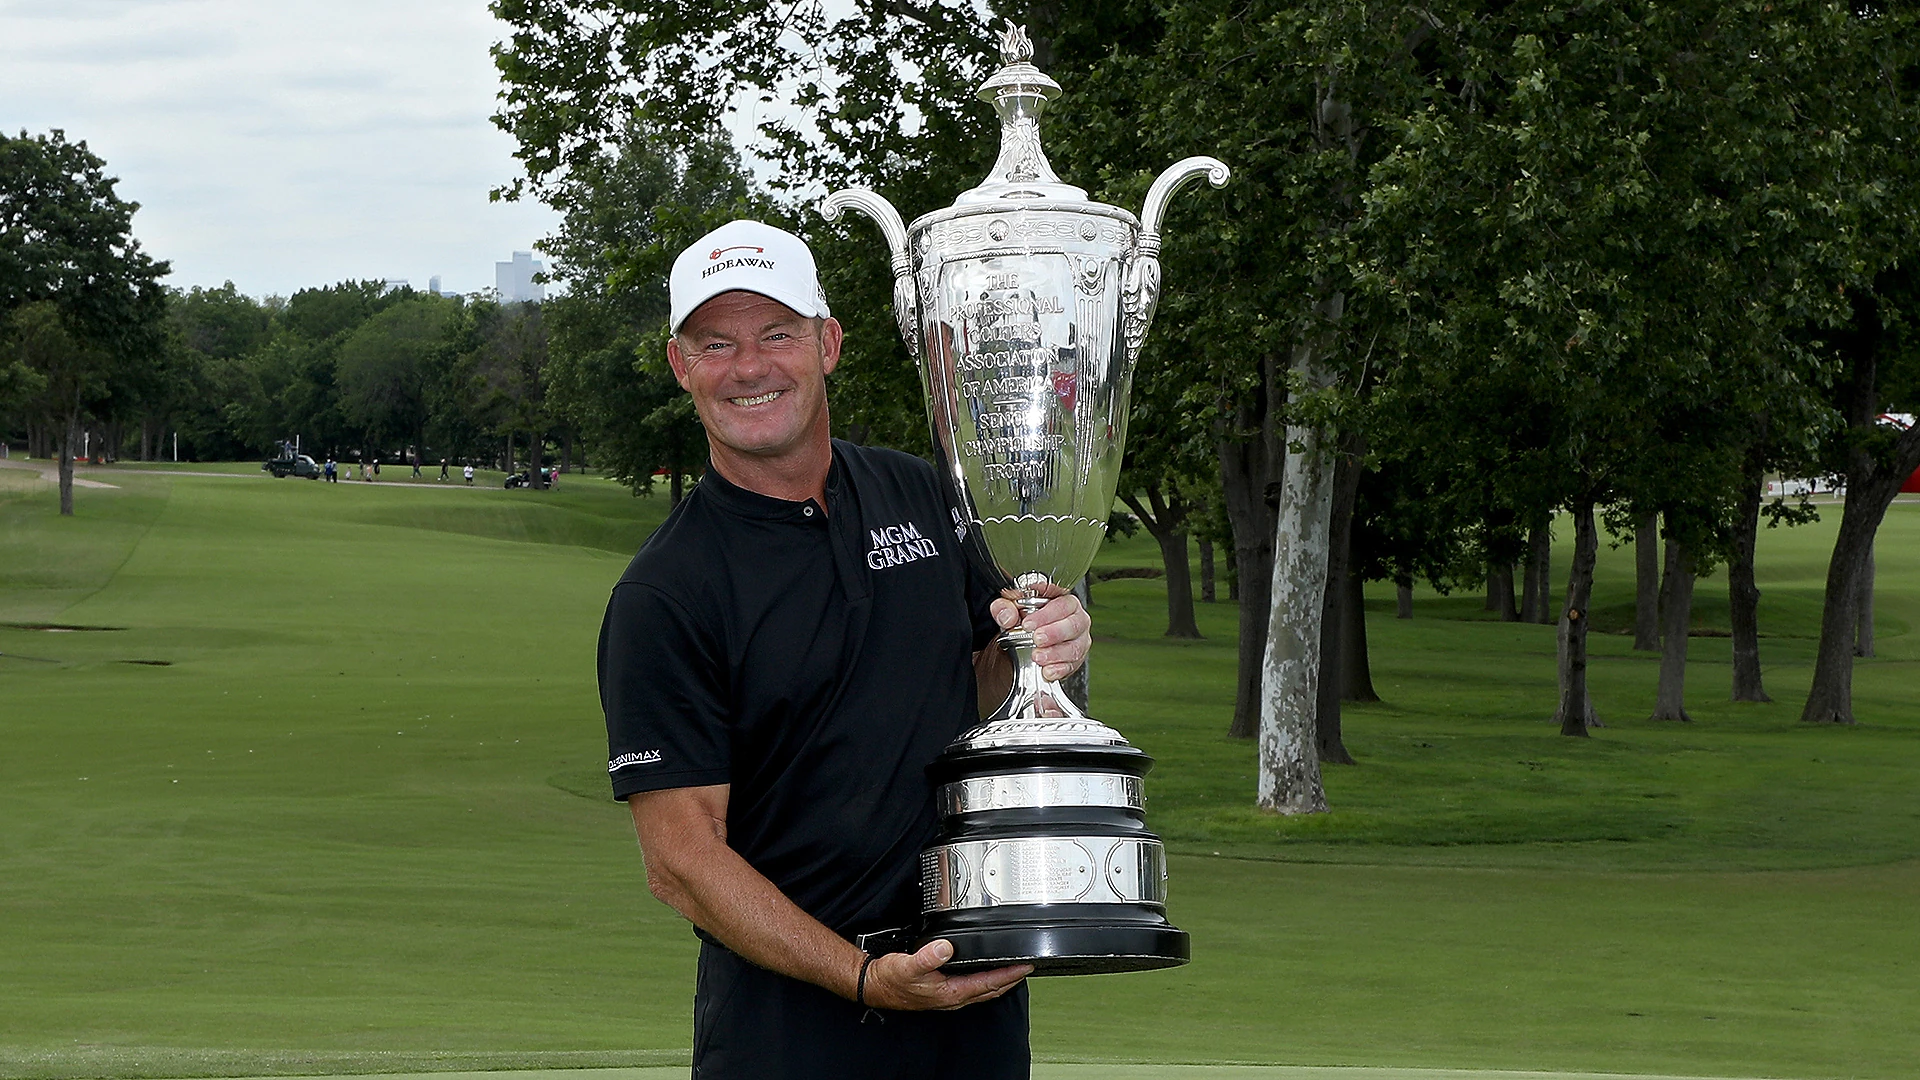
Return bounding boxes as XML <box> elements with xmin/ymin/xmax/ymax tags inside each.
<box><xmin>986</xmin><ymin>623</ymin><xmax>1087</xmax><ymax>724</ymax></box>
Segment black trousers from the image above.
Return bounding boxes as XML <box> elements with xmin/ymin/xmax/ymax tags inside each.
<box><xmin>692</xmin><ymin>940</ymin><xmax>1030</xmax><ymax>1080</ymax></box>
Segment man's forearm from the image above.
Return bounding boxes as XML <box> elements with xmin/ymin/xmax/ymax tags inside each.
<box><xmin>633</xmin><ymin>797</ymin><xmax>864</xmax><ymax>1000</ymax></box>
<box><xmin>629</xmin><ymin>785</ymin><xmax>1032</xmax><ymax>1013</ymax></box>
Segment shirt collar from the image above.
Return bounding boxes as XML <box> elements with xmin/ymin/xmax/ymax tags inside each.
<box><xmin>696</xmin><ymin>445</ymin><xmax>846</xmax><ymax>521</ymax></box>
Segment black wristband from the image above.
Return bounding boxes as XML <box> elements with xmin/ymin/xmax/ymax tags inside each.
<box><xmin>856</xmin><ymin>953</ymin><xmax>877</xmax><ymax>1008</ymax></box>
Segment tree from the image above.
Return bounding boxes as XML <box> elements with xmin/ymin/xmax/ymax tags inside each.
<box><xmin>496</xmin><ymin>0</ymin><xmax>1028</xmax><ymax>473</ymax></box>
<box><xmin>161</xmin><ymin>280</ymin><xmax>415</xmax><ymax>463</ymax></box>
<box><xmin>547</xmin><ymin>292</ymin><xmax>699</xmax><ymax>500</ymax></box>
<box><xmin>1369</xmin><ymin>1</ymin><xmax>1874</xmax><ymax>736</ymax></box>
<box><xmin>1035</xmin><ymin>0</ymin><xmax>1446</xmax><ymax>809</ymax></box>
<box><xmin>1803</xmin><ymin>269</ymin><xmax>1920</xmax><ymax>724</ymax></box>
<box><xmin>443</xmin><ymin>299</ymin><xmax>551</xmax><ymax>481</ymax></box>
<box><xmin>337</xmin><ymin>296</ymin><xmax>460</xmax><ymax>466</ymax></box>
<box><xmin>166</xmin><ymin>284</ymin><xmax>277</xmax><ymax>458</ymax></box>
<box><xmin>1118</xmin><ymin>477</ymin><xmax>1203</xmax><ymax>640</ymax></box>
<box><xmin>2</xmin><ymin>129</ymin><xmax>168</xmax><ymax>512</ymax></box>
<box><xmin>0</xmin><ymin>330</ymin><xmax>47</xmax><ymax>411</ymax></box>
<box><xmin>5</xmin><ymin>300</ymin><xmax>105</xmax><ymax>502</ymax></box>
<box><xmin>1116</xmin><ymin>343</ymin><xmax>1215</xmax><ymax>639</ymax></box>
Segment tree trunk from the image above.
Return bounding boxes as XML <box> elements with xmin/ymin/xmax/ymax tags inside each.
<box><xmin>1311</xmin><ymin>431</ymin><xmax>1365</xmax><ymax>766</ymax></box>
<box><xmin>1396</xmin><ymin>579</ymin><xmax>1413</xmax><ymax>619</ymax></box>
<box><xmin>1488</xmin><ymin>564</ymin><xmax>1518</xmax><ymax>621</ymax></box>
<box><xmin>1803</xmin><ymin>511</ymin><xmax>1872</xmax><ymax>724</ymax></box>
<box><xmin>57</xmin><ymin>410</ymin><xmax>78</xmax><ymax>516</ymax></box>
<box><xmin>1218</xmin><ymin>358</ymin><xmax>1283</xmax><ymax>740</ymax></box>
<box><xmin>1554</xmin><ymin>502</ymin><xmax>1599</xmax><ymax>736</ymax></box>
<box><xmin>1225</xmin><ymin>542</ymin><xmax>1240</xmax><ymax>601</ymax></box>
<box><xmin>1633</xmin><ymin>510</ymin><xmax>1661</xmax><ymax>651</ymax></box>
<box><xmin>1314</xmin><ymin>579</ymin><xmax>1354</xmax><ymax>766</ymax></box>
<box><xmin>1804</xmin><ymin>492</ymin><xmax>1877</xmax><ymax>723</ymax></box>
<box><xmin>1521</xmin><ymin>523</ymin><xmax>1553</xmax><ymax>623</ymax></box>
<box><xmin>1121</xmin><ymin>484</ymin><xmax>1200</xmax><ymax>639</ymax></box>
<box><xmin>561</xmin><ymin>428</ymin><xmax>574</xmax><ymax>475</ymax></box>
<box><xmin>1853</xmin><ymin>543</ymin><xmax>1875</xmax><ymax>658</ymax></box>
<box><xmin>1257</xmin><ymin>418</ymin><xmax>1334</xmax><ymax>813</ymax></box>
<box><xmin>1802</xmin><ymin>374</ymin><xmax>1920</xmax><ymax>722</ymax></box>
<box><xmin>1342</xmin><ymin>570</ymin><xmax>1379</xmax><ymax>703</ymax></box>
<box><xmin>1650</xmin><ymin>530</ymin><xmax>1695</xmax><ymax>722</ymax></box>
<box><xmin>1156</xmin><ymin>528</ymin><xmax>1199</xmax><ymax>638</ymax></box>
<box><xmin>1729</xmin><ymin>467</ymin><xmax>1770</xmax><ymax>702</ymax></box>
<box><xmin>1198</xmin><ymin>538</ymin><xmax>1216</xmax><ymax>602</ymax></box>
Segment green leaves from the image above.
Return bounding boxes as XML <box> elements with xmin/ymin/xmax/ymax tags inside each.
<box><xmin>1</xmin><ymin>130</ymin><xmax>168</xmax><ymax>357</ymax></box>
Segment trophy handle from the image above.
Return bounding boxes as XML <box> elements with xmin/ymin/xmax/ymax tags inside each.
<box><xmin>821</xmin><ymin>188</ymin><xmax>921</xmax><ymax>359</ymax></box>
<box><xmin>1123</xmin><ymin>157</ymin><xmax>1231</xmax><ymax>360</ymax></box>
<box><xmin>1138</xmin><ymin>156</ymin><xmax>1231</xmax><ymax>239</ymax></box>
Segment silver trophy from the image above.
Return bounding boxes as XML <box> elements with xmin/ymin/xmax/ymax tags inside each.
<box><xmin>824</xmin><ymin>23</ymin><xmax>1227</xmax><ymax>975</ymax></box>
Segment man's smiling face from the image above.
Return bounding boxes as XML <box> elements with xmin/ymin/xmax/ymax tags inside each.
<box><xmin>667</xmin><ymin>289</ymin><xmax>843</xmax><ymax>468</ymax></box>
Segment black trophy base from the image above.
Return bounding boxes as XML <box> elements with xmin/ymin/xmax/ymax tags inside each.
<box><xmin>922</xmin><ymin>922</ymin><xmax>1190</xmax><ymax>976</ymax></box>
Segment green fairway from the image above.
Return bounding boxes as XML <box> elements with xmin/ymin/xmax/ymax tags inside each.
<box><xmin>108</xmin><ymin>1060</ymin><xmax>1797</xmax><ymax>1076</ymax></box>
<box><xmin>2</xmin><ymin>472</ymin><xmax>1916</xmax><ymax>1080</ymax></box>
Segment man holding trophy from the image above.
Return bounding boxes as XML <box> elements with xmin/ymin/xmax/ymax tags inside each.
<box><xmin>598</xmin><ymin>217</ymin><xmax>1088</xmax><ymax>1078</ymax></box>
<box><xmin>599</xmin><ymin>21</ymin><xmax>1223</xmax><ymax>1079</ymax></box>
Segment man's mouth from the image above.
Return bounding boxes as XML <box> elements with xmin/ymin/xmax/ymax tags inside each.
<box><xmin>729</xmin><ymin>390</ymin><xmax>785</xmax><ymax>407</ymax></box>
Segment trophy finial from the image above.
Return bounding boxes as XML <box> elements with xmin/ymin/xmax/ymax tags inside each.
<box><xmin>964</xmin><ymin>21</ymin><xmax>1081</xmax><ymax>202</ymax></box>
<box><xmin>998</xmin><ymin>22</ymin><xmax>1034</xmax><ymax>66</ymax></box>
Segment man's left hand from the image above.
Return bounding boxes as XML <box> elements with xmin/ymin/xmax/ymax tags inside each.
<box><xmin>991</xmin><ymin>583</ymin><xmax>1091</xmax><ymax>683</ymax></box>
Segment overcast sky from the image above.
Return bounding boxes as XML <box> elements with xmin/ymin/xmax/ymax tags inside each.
<box><xmin>1</xmin><ymin>0</ymin><xmax>566</xmax><ymax>299</ymax></box>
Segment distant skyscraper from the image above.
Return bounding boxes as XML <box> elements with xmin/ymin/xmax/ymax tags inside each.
<box><xmin>429</xmin><ymin>275</ymin><xmax>443</xmax><ymax>296</ymax></box>
<box><xmin>495</xmin><ymin>251</ymin><xmax>545</xmax><ymax>303</ymax></box>
<box><xmin>381</xmin><ymin>278</ymin><xmax>409</xmax><ymax>294</ymax></box>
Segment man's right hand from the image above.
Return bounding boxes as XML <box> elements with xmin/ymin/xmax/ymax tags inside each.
<box><xmin>860</xmin><ymin>938</ymin><xmax>1032</xmax><ymax>1011</ymax></box>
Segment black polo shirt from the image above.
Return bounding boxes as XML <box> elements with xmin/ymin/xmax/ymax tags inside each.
<box><xmin>598</xmin><ymin>441</ymin><xmax>1003</xmax><ymax>936</ymax></box>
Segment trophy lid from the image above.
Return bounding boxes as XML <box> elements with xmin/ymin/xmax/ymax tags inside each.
<box><xmin>954</xmin><ymin>23</ymin><xmax>1088</xmax><ymax>206</ymax></box>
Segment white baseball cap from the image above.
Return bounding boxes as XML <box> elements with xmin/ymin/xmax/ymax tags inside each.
<box><xmin>669</xmin><ymin>220</ymin><xmax>831</xmax><ymax>333</ymax></box>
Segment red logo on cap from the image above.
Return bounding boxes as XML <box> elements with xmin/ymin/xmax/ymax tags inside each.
<box><xmin>710</xmin><ymin>245</ymin><xmax>766</xmax><ymax>260</ymax></box>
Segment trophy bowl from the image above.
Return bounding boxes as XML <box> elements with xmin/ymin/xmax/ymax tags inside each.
<box><xmin>824</xmin><ymin>22</ymin><xmax>1226</xmax><ymax>975</ymax></box>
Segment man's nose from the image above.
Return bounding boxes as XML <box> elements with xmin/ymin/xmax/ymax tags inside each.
<box><xmin>730</xmin><ymin>341</ymin><xmax>774</xmax><ymax>379</ymax></box>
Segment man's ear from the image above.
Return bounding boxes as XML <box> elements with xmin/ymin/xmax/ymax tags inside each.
<box><xmin>819</xmin><ymin>317</ymin><xmax>844</xmax><ymax>376</ymax></box>
<box><xmin>665</xmin><ymin>336</ymin><xmax>694</xmax><ymax>391</ymax></box>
